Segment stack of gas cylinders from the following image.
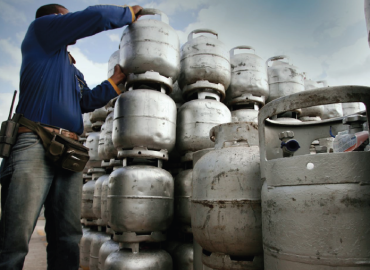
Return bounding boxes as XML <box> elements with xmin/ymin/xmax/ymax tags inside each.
<box><xmin>78</xmin><ymin>8</ymin><xmax>369</xmax><ymax>270</ymax></box>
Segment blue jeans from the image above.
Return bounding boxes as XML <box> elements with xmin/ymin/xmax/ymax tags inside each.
<box><xmin>0</xmin><ymin>133</ymin><xmax>83</xmax><ymax>270</ymax></box>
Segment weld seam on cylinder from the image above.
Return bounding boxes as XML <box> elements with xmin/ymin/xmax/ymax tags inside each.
<box><xmin>264</xmin><ymin>246</ymin><xmax>370</xmax><ymax>266</ymax></box>
<box><xmin>181</xmin><ymin>53</ymin><xmax>230</xmax><ymax>62</ymax></box>
<box><xmin>114</xmin><ymin>115</ymin><xmax>176</xmax><ymax>124</ymax></box>
<box><xmin>108</xmin><ymin>195</ymin><xmax>174</xmax><ymax>199</ymax></box>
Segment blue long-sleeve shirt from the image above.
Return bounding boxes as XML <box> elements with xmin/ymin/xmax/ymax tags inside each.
<box><xmin>16</xmin><ymin>5</ymin><xmax>134</xmax><ymax>135</ymax></box>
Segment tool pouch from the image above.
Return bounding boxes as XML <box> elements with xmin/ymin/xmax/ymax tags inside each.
<box><xmin>0</xmin><ymin>114</ymin><xmax>21</xmax><ymax>158</ymax></box>
<box><xmin>18</xmin><ymin>116</ymin><xmax>90</xmax><ymax>172</ymax></box>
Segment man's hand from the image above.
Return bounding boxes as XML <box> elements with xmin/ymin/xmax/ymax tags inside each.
<box><xmin>110</xmin><ymin>64</ymin><xmax>126</xmax><ymax>85</ymax></box>
<box><xmin>131</xmin><ymin>5</ymin><xmax>143</xmax><ymax>21</ymax></box>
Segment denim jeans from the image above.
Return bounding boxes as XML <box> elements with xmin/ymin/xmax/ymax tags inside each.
<box><xmin>0</xmin><ymin>133</ymin><xmax>83</xmax><ymax>270</ymax></box>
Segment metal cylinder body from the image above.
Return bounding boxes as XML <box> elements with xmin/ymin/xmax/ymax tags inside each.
<box><xmin>266</xmin><ymin>58</ymin><xmax>304</xmax><ymax>103</ymax></box>
<box><xmin>108</xmin><ymin>165</ymin><xmax>174</xmax><ymax>236</ymax></box>
<box><xmin>90</xmin><ymin>232</ymin><xmax>111</xmax><ymax>270</ymax></box>
<box><xmin>119</xmin><ymin>9</ymin><xmax>180</xmax><ymax>84</ymax></box>
<box><xmin>103</xmin><ymin>111</ymin><xmax>117</xmax><ymax>160</ymax></box>
<box><xmin>300</xmin><ymin>79</ymin><xmax>325</xmax><ymax>119</ymax></box>
<box><xmin>262</xmin><ymin>153</ymin><xmax>370</xmax><ymax>269</ymax></box>
<box><xmin>83</xmin><ymin>113</ymin><xmax>93</xmax><ymax>134</ymax></box>
<box><xmin>105</xmin><ymin>248</ymin><xmax>173</xmax><ymax>270</ymax></box>
<box><xmin>179</xmin><ymin>30</ymin><xmax>231</xmax><ymax>100</ymax></box>
<box><xmin>98</xmin><ymin>239</ymin><xmax>120</xmax><ymax>270</ymax></box>
<box><xmin>342</xmin><ymin>102</ymin><xmax>362</xmax><ymax>116</ymax></box>
<box><xmin>98</xmin><ymin>122</ymin><xmax>107</xmax><ymax>160</ymax></box>
<box><xmin>227</xmin><ymin>46</ymin><xmax>269</xmax><ymax>104</ymax></box>
<box><xmin>172</xmin><ymin>243</ymin><xmax>194</xmax><ymax>270</ymax></box>
<box><xmin>231</xmin><ymin>109</ymin><xmax>258</xmax><ymax>123</ymax></box>
<box><xmin>169</xmin><ymin>81</ymin><xmax>185</xmax><ymax>108</ymax></box>
<box><xmin>259</xmin><ymin>85</ymin><xmax>370</xmax><ymax>270</ymax></box>
<box><xmin>192</xmin><ymin>122</ymin><xmax>263</xmax><ymax>270</ymax></box>
<box><xmin>174</xmin><ymin>169</ymin><xmax>192</xmax><ymax>226</ymax></box>
<box><xmin>176</xmin><ymin>99</ymin><xmax>231</xmax><ymax>154</ymax></box>
<box><xmin>80</xmin><ymin>228</ymin><xmax>93</xmax><ymax>270</ymax></box>
<box><xmin>113</xmin><ymin>90</ymin><xmax>177</xmax><ymax>152</ymax></box>
<box><xmin>90</xmin><ymin>107</ymin><xmax>107</xmax><ymax>124</ymax></box>
<box><xmin>82</xmin><ymin>180</ymin><xmax>96</xmax><ymax>220</ymax></box>
<box><xmin>86</xmin><ymin>132</ymin><xmax>101</xmax><ymax>161</ymax></box>
<box><xmin>93</xmin><ymin>174</ymin><xmax>109</xmax><ymax>220</ymax></box>
<box><xmin>101</xmin><ymin>175</ymin><xmax>110</xmax><ymax>227</ymax></box>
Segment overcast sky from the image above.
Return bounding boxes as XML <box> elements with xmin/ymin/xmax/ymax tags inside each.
<box><xmin>0</xmin><ymin>0</ymin><xmax>369</xmax><ymax>124</ymax></box>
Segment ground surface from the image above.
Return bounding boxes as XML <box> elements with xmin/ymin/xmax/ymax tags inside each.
<box><xmin>23</xmin><ymin>219</ymin><xmax>47</xmax><ymax>270</ymax></box>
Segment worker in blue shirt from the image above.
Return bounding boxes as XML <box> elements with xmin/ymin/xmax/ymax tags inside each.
<box><xmin>0</xmin><ymin>3</ymin><xmax>142</xmax><ymax>269</ymax></box>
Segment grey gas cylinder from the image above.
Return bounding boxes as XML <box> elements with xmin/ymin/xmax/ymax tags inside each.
<box><xmin>299</xmin><ymin>77</ymin><xmax>325</xmax><ymax>120</ymax></box>
<box><xmin>172</xmin><ymin>243</ymin><xmax>194</xmax><ymax>270</ymax></box>
<box><xmin>89</xmin><ymin>231</ymin><xmax>111</xmax><ymax>270</ymax></box>
<box><xmin>259</xmin><ymin>85</ymin><xmax>370</xmax><ymax>269</ymax></box>
<box><xmin>113</xmin><ymin>90</ymin><xmax>177</xmax><ymax>156</ymax></box>
<box><xmin>174</xmin><ymin>169</ymin><xmax>192</xmax><ymax>227</ymax></box>
<box><xmin>81</xmin><ymin>179</ymin><xmax>97</xmax><ymax>220</ymax></box>
<box><xmin>80</xmin><ymin>228</ymin><xmax>95</xmax><ymax>270</ymax></box>
<box><xmin>192</xmin><ymin>122</ymin><xmax>263</xmax><ymax>270</ymax></box>
<box><xmin>105</xmin><ymin>245</ymin><xmax>173</xmax><ymax>270</ymax></box>
<box><xmin>86</xmin><ymin>132</ymin><xmax>101</xmax><ymax>161</ymax></box>
<box><xmin>108</xmin><ymin>165</ymin><xmax>174</xmax><ymax>243</ymax></box>
<box><xmin>266</xmin><ymin>55</ymin><xmax>304</xmax><ymax>103</ymax></box>
<box><xmin>227</xmin><ymin>46</ymin><xmax>269</xmax><ymax>105</ymax></box>
<box><xmin>98</xmin><ymin>111</ymin><xmax>117</xmax><ymax>161</ymax></box>
<box><xmin>176</xmin><ymin>95</ymin><xmax>231</xmax><ymax>154</ymax></box>
<box><xmin>93</xmin><ymin>174</ymin><xmax>110</xmax><ymax>222</ymax></box>
<box><xmin>119</xmin><ymin>8</ymin><xmax>180</xmax><ymax>92</ymax></box>
<box><xmin>179</xmin><ymin>29</ymin><xmax>231</xmax><ymax>100</ymax></box>
<box><xmin>98</xmin><ymin>239</ymin><xmax>120</xmax><ymax>270</ymax></box>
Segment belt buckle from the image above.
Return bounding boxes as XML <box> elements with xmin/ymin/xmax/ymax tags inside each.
<box><xmin>59</xmin><ymin>128</ymin><xmax>68</xmax><ymax>135</ymax></box>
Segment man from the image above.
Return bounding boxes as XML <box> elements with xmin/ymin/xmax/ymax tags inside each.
<box><xmin>0</xmin><ymin>3</ymin><xmax>142</xmax><ymax>269</ymax></box>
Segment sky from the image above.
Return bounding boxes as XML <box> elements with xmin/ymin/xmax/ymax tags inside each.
<box><xmin>0</xmin><ymin>0</ymin><xmax>369</xmax><ymax>125</ymax></box>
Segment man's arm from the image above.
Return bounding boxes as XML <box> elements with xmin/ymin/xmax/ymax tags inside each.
<box><xmin>34</xmin><ymin>5</ymin><xmax>142</xmax><ymax>54</ymax></box>
<box><xmin>79</xmin><ymin>65</ymin><xmax>126</xmax><ymax>113</ymax></box>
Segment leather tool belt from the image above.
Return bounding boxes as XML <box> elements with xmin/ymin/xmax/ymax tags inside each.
<box><xmin>0</xmin><ymin>114</ymin><xmax>89</xmax><ymax>172</ymax></box>
<box><xmin>18</xmin><ymin>126</ymin><xmax>79</xmax><ymax>141</ymax></box>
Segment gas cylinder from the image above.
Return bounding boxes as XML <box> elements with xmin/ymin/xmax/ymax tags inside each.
<box><xmin>120</xmin><ymin>8</ymin><xmax>180</xmax><ymax>92</ymax></box>
<box><xmin>172</xmin><ymin>243</ymin><xmax>194</xmax><ymax>270</ymax></box>
<box><xmin>83</xmin><ymin>113</ymin><xmax>93</xmax><ymax>135</ymax></box>
<box><xmin>90</xmin><ymin>107</ymin><xmax>107</xmax><ymax>131</ymax></box>
<box><xmin>100</xmin><ymin>174</ymin><xmax>110</xmax><ymax>227</ymax></box>
<box><xmin>259</xmin><ymin>85</ymin><xmax>370</xmax><ymax>269</ymax></box>
<box><xmin>89</xmin><ymin>231</ymin><xmax>111</xmax><ymax>270</ymax></box>
<box><xmin>342</xmin><ymin>102</ymin><xmax>362</xmax><ymax>116</ymax></box>
<box><xmin>98</xmin><ymin>111</ymin><xmax>117</xmax><ymax>161</ymax></box>
<box><xmin>105</xmin><ymin>246</ymin><xmax>173</xmax><ymax>270</ymax></box>
<box><xmin>227</xmin><ymin>46</ymin><xmax>269</xmax><ymax>105</ymax></box>
<box><xmin>266</xmin><ymin>55</ymin><xmax>304</xmax><ymax>103</ymax></box>
<box><xmin>86</xmin><ymin>132</ymin><xmax>101</xmax><ymax>162</ymax></box>
<box><xmin>108</xmin><ymin>165</ymin><xmax>174</xmax><ymax>243</ymax></box>
<box><xmin>98</xmin><ymin>239</ymin><xmax>120</xmax><ymax>270</ymax></box>
<box><xmin>113</xmin><ymin>90</ymin><xmax>177</xmax><ymax>154</ymax></box>
<box><xmin>169</xmin><ymin>81</ymin><xmax>185</xmax><ymax>110</ymax></box>
<box><xmin>299</xmin><ymin>76</ymin><xmax>325</xmax><ymax>120</ymax></box>
<box><xmin>192</xmin><ymin>122</ymin><xmax>263</xmax><ymax>270</ymax></box>
<box><xmin>174</xmin><ymin>169</ymin><xmax>192</xmax><ymax>227</ymax></box>
<box><xmin>176</xmin><ymin>93</ymin><xmax>231</xmax><ymax>154</ymax></box>
<box><xmin>80</xmin><ymin>228</ymin><xmax>95</xmax><ymax>270</ymax></box>
<box><xmin>93</xmin><ymin>174</ymin><xmax>110</xmax><ymax>222</ymax></box>
<box><xmin>81</xmin><ymin>179</ymin><xmax>97</xmax><ymax>220</ymax></box>
<box><xmin>179</xmin><ymin>29</ymin><xmax>231</xmax><ymax>100</ymax></box>
<box><xmin>230</xmin><ymin>103</ymin><xmax>259</xmax><ymax>123</ymax></box>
